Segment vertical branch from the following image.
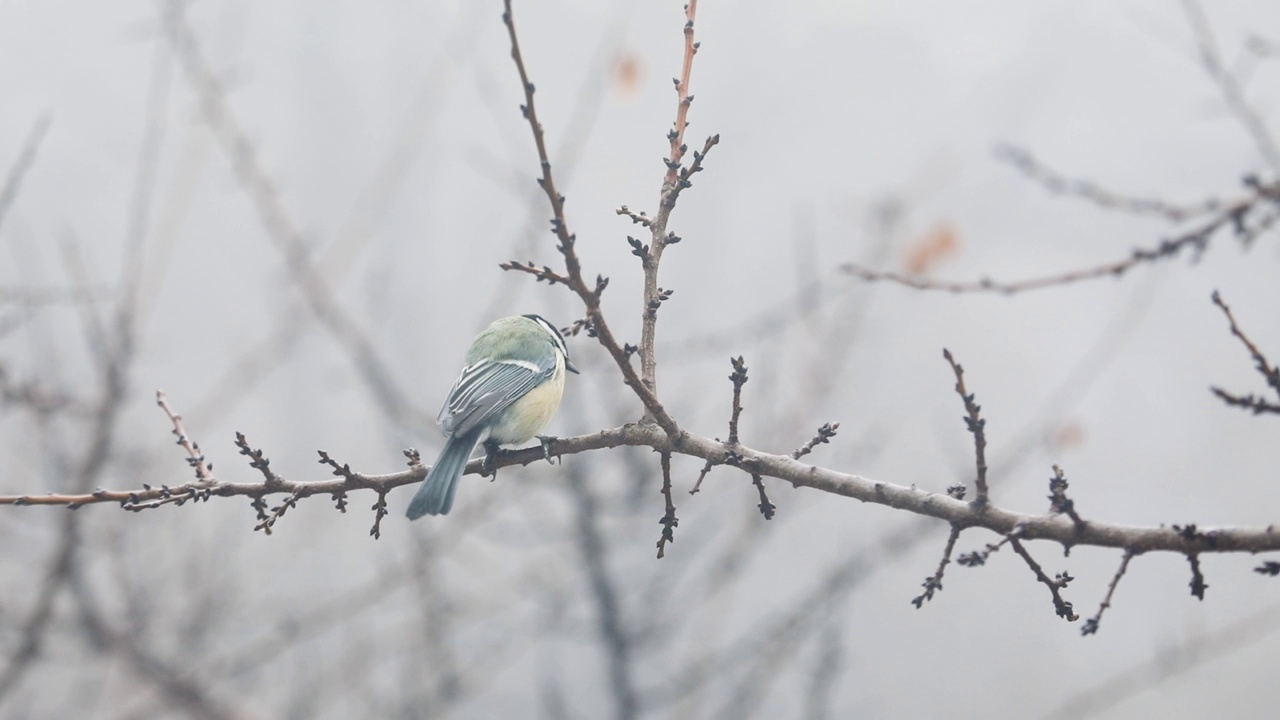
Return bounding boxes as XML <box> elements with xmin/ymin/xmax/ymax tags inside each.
<box><xmin>0</xmin><ymin>115</ymin><xmax>52</xmax><ymax>237</ymax></box>
<box><xmin>0</xmin><ymin>196</ymin><xmax>140</xmax><ymax>701</ymax></box>
<box><xmin>500</xmin><ymin>0</ymin><xmax>680</xmax><ymax>437</ymax></box>
<box><xmin>1182</xmin><ymin>0</ymin><xmax>1280</xmax><ymax>173</ymax></box>
<box><xmin>727</xmin><ymin>356</ymin><xmax>748</xmax><ymax>445</ymax></box>
<box><xmin>640</xmin><ymin>2</ymin><xmax>711</xmax><ymax>409</ymax></box>
<box><xmin>500</xmin><ymin>0</ymin><xmax>577</xmax><ymax>277</ymax></box>
<box><xmin>943</xmin><ymin>349</ymin><xmax>990</xmax><ymax>505</ymax></box>
<box><xmin>637</xmin><ymin>1</ymin><xmax>712</xmax><ymax>414</ymax></box>
<box><xmin>663</xmin><ymin>1</ymin><xmax>700</xmax><ymax>192</ymax></box>
<box><xmin>912</xmin><ymin>525</ymin><xmax>963</xmax><ymax>608</ymax></box>
<box><xmin>1188</xmin><ymin>553</ymin><xmax>1208</xmax><ymax>600</ymax></box>
<box><xmin>566</xmin><ymin>460</ymin><xmax>639</xmax><ymax>720</ymax></box>
<box><xmin>656</xmin><ymin>452</ymin><xmax>677</xmax><ymax>559</ymax></box>
<box><xmin>1047</xmin><ymin>464</ymin><xmax>1085</xmax><ymax>529</ymax></box>
<box><xmin>750</xmin><ymin>473</ymin><xmax>775</xmax><ymax>520</ymax></box>
<box><xmin>116</xmin><ymin>34</ymin><xmax>171</xmax><ymax>339</ymax></box>
<box><xmin>0</xmin><ymin>519</ymin><xmax>77</xmax><ymax>700</ymax></box>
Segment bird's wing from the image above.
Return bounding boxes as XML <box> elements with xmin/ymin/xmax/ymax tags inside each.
<box><xmin>437</xmin><ymin>357</ymin><xmax>555</xmax><ymax>437</ymax></box>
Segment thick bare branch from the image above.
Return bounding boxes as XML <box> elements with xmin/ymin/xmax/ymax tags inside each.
<box><xmin>7</xmin><ymin>422</ymin><xmax>1280</xmax><ymax>557</ymax></box>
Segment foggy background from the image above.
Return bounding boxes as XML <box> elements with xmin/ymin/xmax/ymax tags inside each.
<box><xmin>2</xmin><ymin>0</ymin><xmax>1279</xmax><ymax>717</ymax></box>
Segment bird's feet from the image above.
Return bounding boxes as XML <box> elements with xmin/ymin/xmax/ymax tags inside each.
<box><xmin>481</xmin><ymin>440</ymin><xmax>502</xmax><ymax>481</ymax></box>
<box><xmin>536</xmin><ymin>435</ymin><xmax>558</xmax><ymax>465</ymax></box>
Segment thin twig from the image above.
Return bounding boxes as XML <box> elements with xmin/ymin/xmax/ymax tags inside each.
<box><xmin>156</xmin><ymin>390</ymin><xmax>215</xmax><ymax>483</ymax></box>
<box><xmin>995</xmin><ymin>144</ymin><xmax>1226</xmax><ymax>223</ymax></box>
<box><xmin>0</xmin><ymin>115</ymin><xmax>52</xmax><ymax>237</ymax></box>
<box><xmin>498</xmin><ymin>260</ymin><xmax>571</xmax><ymax>287</ymax></box>
<box><xmin>233</xmin><ymin>432</ymin><xmax>279</xmax><ymax>485</ymax></box>
<box><xmin>1047</xmin><ymin>464</ymin><xmax>1085</xmax><ymax>529</ymax></box>
<box><xmin>844</xmin><ymin>178</ymin><xmax>1280</xmax><ymax>294</ymax></box>
<box><xmin>663</xmin><ymin>0</ymin><xmax>701</xmax><ymax>196</ymax></box>
<box><xmin>791</xmin><ymin>422</ymin><xmax>839</xmax><ymax>460</ymax></box>
<box><xmin>689</xmin><ymin>458</ymin><xmax>714</xmax><ymax>495</ymax></box>
<box><xmin>1008</xmin><ymin>533</ymin><xmax>1078</xmax><ymax>621</ymax></box>
<box><xmin>912</xmin><ymin>524</ymin><xmax>962</xmax><ymax>608</ymax></box>
<box><xmin>1211</xmin><ymin>388</ymin><xmax>1280</xmax><ymax>415</ymax></box>
<box><xmin>956</xmin><ymin>535</ymin><xmax>1012</xmax><ymax>567</ymax></box>
<box><xmin>369</xmin><ymin>490</ymin><xmax>389</xmax><ymax>539</ymax></box>
<box><xmin>656</xmin><ymin>452</ymin><xmax>677</xmax><ymax>558</ymax></box>
<box><xmin>1210</xmin><ymin>290</ymin><xmax>1280</xmax><ymax>414</ymax></box>
<box><xmin>255</xmin><ymin>488</ymin><xmax>303</xmax><ymax>535</ymax></box>
<box><xmin>1187</xmin><ymin>553</ymin><xmax>1208</xmax><ymax>600</ymax></box>
<box><xmin>751</xmin><ymin>473</ymin><xmax>775</xmax><ymax>520</ymax></box>
<box><xmin>1182</xmin><ymin>0</ymin><xmax>1280</xmax><ymax>172</ymax></box>
<box><xmin>727</xmin><ymin>356</ymin><xmax>748</xmax><ymax>445</ymax></box>
<box><xmin>943</xmin><ymin>349</ymin><xmax>989</xmax><ymax>504</ymax></box>
<box><xmin>1081</xmin><ymin>551</ymin><xmax>1136</xmax><ymax>636</ymax></box>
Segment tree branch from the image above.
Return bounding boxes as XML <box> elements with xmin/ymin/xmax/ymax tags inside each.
<box><xmin>500</xmin><ymin>0</ymin><xmax>679</xmax><ymax>438</ymax></box>
<box><xmin>943</xmin><ymin>349</ymin><xmax>990</xmax><ymax>504</ymax></box>
<box><xmin>1210</xmin><ymin>290</ymin><xmax>1280</xmax><ymax>414</ymax></box>
<box><xmin>844</xmin><ymin>176</ymin><xmax>1280</xmax><ymax>294</ymax></box>
<box><xmin>7</xmin><ymin>420</ymin><xmax>1280</xmax><ymax>557</ymax></box>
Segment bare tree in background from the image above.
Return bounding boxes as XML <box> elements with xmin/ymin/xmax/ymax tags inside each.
<box><xmin>1</xmin><ymin>1</ymin><xmax>1279</xmax><ymax>718</ymax></box>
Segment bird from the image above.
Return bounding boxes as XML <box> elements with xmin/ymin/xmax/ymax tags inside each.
<box><xmin>405</xmin><ymin>314</ymin><xmax>578</xmax><ymax>519</ymax></box>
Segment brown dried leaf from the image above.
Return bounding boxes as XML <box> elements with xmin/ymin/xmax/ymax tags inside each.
<box><xmin>902</xmin><ymin>222</ymin><xmax>959</xmax><ymax>276</ymax></box>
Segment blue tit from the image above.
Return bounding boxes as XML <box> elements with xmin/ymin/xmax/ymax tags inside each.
<box><xmin>406</xmin><ymin>314</ymin><xmax>578</xmax><ymax>519</ymax></box>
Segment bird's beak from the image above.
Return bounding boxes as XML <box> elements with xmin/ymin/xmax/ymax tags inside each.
<box><xmin>566</xmin><ymin>358</ymin><xmax>580</xmax><ymax>374</ymax></box>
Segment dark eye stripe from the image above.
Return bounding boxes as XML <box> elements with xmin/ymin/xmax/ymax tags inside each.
<box><xmin>526</xmin><ymin>314</ymin><xmax>569</xmax><ymax>358</ymax></box>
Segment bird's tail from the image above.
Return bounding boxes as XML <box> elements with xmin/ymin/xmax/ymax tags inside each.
<box><xmin>406</xmin><ymin>429</ymin><xmax>482</xmax><ymax>519</ymax></box>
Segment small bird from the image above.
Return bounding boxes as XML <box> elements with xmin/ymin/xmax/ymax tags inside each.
<box><xmin>406</xmin><ymin>314</ymin><xmax>578</xmax><ymax>519</ymax></box>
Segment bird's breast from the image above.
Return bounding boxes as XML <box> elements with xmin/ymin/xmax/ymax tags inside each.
<box><xmin>487</xmin><ymin>361</ymin><xmax>566</xmax><ymax>445</ymax></box>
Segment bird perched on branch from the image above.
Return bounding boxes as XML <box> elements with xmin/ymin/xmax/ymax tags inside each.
<box><xmin>406</xmin><ymin>314</ymin><xmax>578</xmax><ymax>519</ymax></box>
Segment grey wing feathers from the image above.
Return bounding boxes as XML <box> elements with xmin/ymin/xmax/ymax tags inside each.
<box><xmin>438</xmin><ymin>358</ymin><xmax>555</xmax><ymax>437</ymax></box>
